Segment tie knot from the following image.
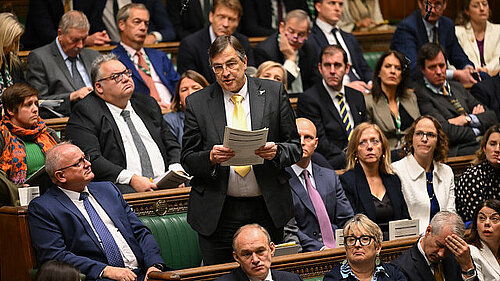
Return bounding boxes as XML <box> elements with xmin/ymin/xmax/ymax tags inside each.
<box><xmin>67</xmin><ymin>56</ymin><xmax>77</xmax><ymax>63</ymax></box>
<box><xmin>302</xmin><ymin>169</ymin><xmax>310</xmax><ymax>178</ymax></box>
<box><xmin>336</xmin><ymin>92</ymin><xmax>344</xmax><ymax>99</ymax></box>
<box><xmin>136</xmin><ymin>51</ymin><xmax>143</xmax><ymax>58</ymax></box>
<box><xmin>121</xmin><ymin>110</ymin><xmax>131</xmax><ymax>119</ymax></box>
<box><xmin>332</xmin><ymin>27</ymin><xmax>339</xmax><ymax>33</ymax></box>
<box><xmin>79</xmin><ymin>192</ymin><xmax>89</xmax><ymax>201</ymax></box>
<box><xmin>230</xmin><ymin>94</ymin><xmax>243</xmax><ymax>104</ymax></box>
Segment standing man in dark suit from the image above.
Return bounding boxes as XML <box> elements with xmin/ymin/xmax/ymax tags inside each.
<box><xmin>176</xmin><ymin>0</ymin><xmax>255</xmax><ymax>83</ymax></box>
<box><xmin>287</xmin><ymin>118</ymin><xmax>353</xmax><ymax>252</ymax></box>
<box><xmin>308</xmin><ymin>0</ymin><xmax>373</xmax><ymax>94</ymax></box>
<box><xmin>112</xmin><ymin>3</ymin><xmax>180</xmax><ymax>110</ymax></box>
<box><xmin>28</xmin><ymin>143</ymin><xmax>167</xmax><ymax>281</ymax></box>
<box><xmin>392</xmin><ymin>211</ymin><xmax>478</xmax><ymax>281</ymax></box>
<box><xmin>166</xmin><ymin>0</ymin><xmax>208</xmax><ymax>40</ymax></box>
<box><xmin>182</xmin><ymin>35</ymin><xmax>301</xmax><ymax>265</ymax></box>
<box><xmin>414</xmin><ymin>43</ymin><xmax>497</xmax><ymax>156</ymax></box>
<box><xmin>66</xmin><ymin>54</ymin><xmax>182</xmax><ymax>194</ymax></box>
<box><xmin>215</xmin><ymin>224</ymin><xmax>303</xmax><ymax>281</ymax></box>
<box><xmin>26</xmin><ymin>10</ymin><xmax>100</xmax><ymax>118</ymax></box>
<box><xmin>297</xmin><ymin>45</ymin><xmax>366</xmax><ymax>169</ymax></box>
<box><xmin>390</xmin><ymin>0</ymin><xmax>479</xmax><ymax>84</ymax></box>
<box><xmin>254</xmin><ymin>9</ymin><xmax>319</xmax><ymax>94</ymax></box>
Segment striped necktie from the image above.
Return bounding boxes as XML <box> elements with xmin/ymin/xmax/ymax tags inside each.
<box><xmin>336</xmin><ymin>93</ymin><xmax>353</xmax><ymax>141</ymax></box>
<box><xmin>442</xmin><ymin>86</ymin><xmax>466</xmax><ymax>115</ymax></box>
<box><xmin>231</xmin><ymin>94</ymin><xmax>251</xmax><ymax>177</ymax></box>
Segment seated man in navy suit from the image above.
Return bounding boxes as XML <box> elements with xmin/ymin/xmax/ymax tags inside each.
<box><xmin>112</xmin><ymin>3</ymin><xmax>180</xmax><ymax>110</ymax></box>
<box><xmin>286</xmin><ymin>118</ymin><xmax>353</xmax><ymax>252</ymax></box>
<box><xmin>215</xmin><ymin>224</ymin><xmax>302</xmax><ymax>281</ymax></box>
<box><xmin>28</xmin><ymin>143</ymin><xmax>167</xmax><ymax>281</ymax></box>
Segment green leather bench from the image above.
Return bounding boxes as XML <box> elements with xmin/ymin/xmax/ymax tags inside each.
<box><xmin>363</xmin><ymin>51</ymin><xmax>383</xmax><ymax>71</ymax></box>
<box><xmin>139</xmin><ymin>213</ymin><xmax>202</xmax><ymax>270</ymax></box>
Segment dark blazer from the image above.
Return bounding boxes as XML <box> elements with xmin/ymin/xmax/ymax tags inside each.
<box><xmin>254</xmin><ymin>32</ymin><xmax>320</xmax><ymax>92</ymax></box>
<box><xmin>324</xmin><ymin>262</ymin><xmax>407</xmax><ymax>281</ymax></box>
<box><xmin>470</xmin><ymin>75</ymin><xmax>500</xmax><ymax>121</ymax></box>
<box><xmin>163</xmin><ymin>111</ymin><xmax>185</xmax><ymax>145</ymax></box>
<box><xmin>28</xmin><ymin>182</ymin><xmax>164</xmax><ymax>280</ymax></box>
<box><xmin>415</xmin><ymin>80</ymin><xmax>498</xmax><ymax>156</ymax></box>
<box><xmin>65</xmin><ymin>92</ymin><xmax>181</xmax><ymax>182</ymax></box>
<box><xmin>309</xmin><ymin>23</ymin><xmax>372</xmax><ymax>83</ymax></box>
<box><xmin>166</xmin><ymin>0</ymin><xmax>205</xmax><ymax>40</ymax></box>
<box><xmin>181</xmin><ymin>77</ymin><xmax>302</xmax><ymax>236</ymax></box>
<box><xmin>297</xmin><ymin>82</ymin><xmax>367</xmax><ymax>169</ymax></box>
<box><xmin>112</xmin><ymin>44</ymin><xmax>180</xmax><ymax>99</ymax></box>
<box><xmin>176</xmin><ymin>27</ymin><xmax>255</xmax><ymax>83</ymax></box>
<box><xmin>215</xmin><ymin>267</ymin><xmax>303</xmax><ymax>281</ymax></box>
<box><xmin>390</xmin><ymin>10</ymin><xmax>473</xmax><ymax>78</ymax></box>
<box><xmin>392</xmin><ymin>242</ymin><xmax>478</xmax><ymax>281</ymax></box>
<box><xmin>286</xmin><ymin>163</ymin><xmax>353</xmax><ymax>252</ymax></box>
<box><xmin>340</xmin><ymin>164</ymin><xmax>411</xmax><ymax>224</ymax></box>
<box><xmin>26</xmin><ymin>40</ymin><xmax>100</xmax><ymax>117</ymax></box>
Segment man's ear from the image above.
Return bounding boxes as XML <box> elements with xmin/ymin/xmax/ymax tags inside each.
<box><xmin>54</xmin><ymin>170</ymin><xmax>66</xmax><ymax>184</ymax></box>
<box><xmin>269</xmin><ymin>242</ymin><xmax>276</xmax><ymax>257</ymax></box>
<box><xmin>118</xmin><ymin>20</ymin><xmax>126</xmax><ymax>32</ymax></box>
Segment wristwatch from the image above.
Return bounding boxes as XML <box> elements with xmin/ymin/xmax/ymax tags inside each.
<box><xmin>461</xmin><ymin>267</ymin><xmax>476</xmax><ymax>277</ymax></box>
<box><xmin>151</xmin><ymin>263</ymin><xmax>167</xmax><ymax>272</ymax></box>
<box><xmin>465</xmin><ymin>114</ymin><xmax>472</xmax><ymax>125</ymax></box>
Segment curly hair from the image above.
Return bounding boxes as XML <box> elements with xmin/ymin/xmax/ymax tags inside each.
<box><xmin>170</xmin><ymin>70</ymin><xmax>209</xmax><ymax>112</ymax></box>
<box><xmin>402</xmin><ymin>115</ymin><xmax>449</xmax><ymax>163</ymax></box>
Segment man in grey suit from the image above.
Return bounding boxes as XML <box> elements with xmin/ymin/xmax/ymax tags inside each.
<box><xmin>27</xmin><ymin>10</ymin><xmax>99</xmax><ymax>118</ymax></box>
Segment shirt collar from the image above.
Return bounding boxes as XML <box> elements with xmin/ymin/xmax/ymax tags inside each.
<box><xmin>247</xmin><ymin>270</ymin><xmax>273</xmax><ymax>281</ymax></box>
<box><xmin>291</xmin><ymin>161</ymin><xmax>313</xmax><ymax>179</ymax></box>
<box><xmin>417</xmin><ymin>237</ymin><xmax>434</xmax><ymax>267</ymax></box>
<box><xmin>106</xmin><ymin>100</ymin><xmax>133</xmax><ymax>117</ymax></box>
<box><xmin>322</xmin><ymin>79</ymin><xmax>345</xmax><ymax>97</ymax></box>
<box><xmin>423</xmin><ymin>77</ymin><xmax>449</xmax><ymax>96</ymax></box>
<box><xmin>315</xmin><ymin>18</ymin><xmax>338</xmax><ymax>35</ymax></box>
<box><xmin>422</xmin><ymin>17</ymin><xmax>439</xmax><ymax>30</ymax></box>
<box><xmin>209</xmin><ymin>25</ymin><xmax>217</xmax><ymax>43</ymax></box>
<box><xmin>58</xmin><ymin>185</ymin><xmax>89</xmax><ymax>201</ymax></box>
<box><xmin>223</xmin><ymin>75</ymin><xmax>248</xmax><ymax>99</ymax></box>
<box><xmin>56</xmin><ymin>37</ymin><xmax>79</xmax><ymax>62</ymax></box>
<box><xmin>120</xmin><ymin>41</ymin><xmax>145</xmax><ymax>57</ymax></box>
<box><xmin>339</xmin><ymin>259</ymin><xmax>389</xmax><ymax>279</ymax></box>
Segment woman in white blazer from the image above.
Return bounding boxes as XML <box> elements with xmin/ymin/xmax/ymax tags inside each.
<box><xmin>455</xmin><ymin>0</ymin><xmax>500</xmax><ymax>76</ymax></box>
<box><xmin>467</xmin><ymin>199</ymin><xmax>500</xmax><ymax>281</ymax></box>
<box><xmin>392</xmin><ymin>116</ymin><xmax>455</xmax><ymax>234</ymax></box>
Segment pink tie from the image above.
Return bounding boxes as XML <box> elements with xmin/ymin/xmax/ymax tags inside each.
<box><xmin>302</xmin><ymin>170</ymin><xmax>336</xmax><ymax>248</ymax></box>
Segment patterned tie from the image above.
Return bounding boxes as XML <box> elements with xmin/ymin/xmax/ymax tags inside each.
<box><xmin>67</xmin><ymin>57</ymin><xmax>86</xmax><ymax>90</ymax></box>
<box><xmin>302</xmin><ymin>170</ymin><xmax>335</xmax><ymax>248</ymax></box>
<box><xmin>79</xmin><ymin>192</ymin><xmax>124</xmax><ymax>267</ymax></box>
<box><xmin>121</xmin><ymin>110</ymin><xmax>154</xmax><ymax>179</ymax></box>
<box><xmin>426</xmin><ymin>172</ymin><xmax>440</xmax><ymax>221</ymax></box>
<box><xmin>230</xmin><ymin>94</ymin><xmax>251</xmax><ymax>177</ymax></box>
<box><xmin>336</xmin><ymin>93</ymin><xmax>353</xmax><ymax>141</ymax></box>
<box><xmin>433</xmin><ymin>263</ymin><xmax>444</xmax><ymax>281</ymax></box>
<box><xmin>136</xmin><ymin>51</ymin><xmax>161</xmax><ymax>102</ymax></box>
<box><xmin>432</xmin><ymin>26</ymin><xmax>439</xmax><ymax>44</ymax></box>
<box><xmin>442</xmin><ymin>86</ymin><xmax>466</xmax><ymax>115</ymax></box>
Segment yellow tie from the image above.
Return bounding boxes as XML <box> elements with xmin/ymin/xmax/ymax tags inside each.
<box><xmin>64</xmin><ymin>0</ymin><xmax>71</xmax><ymax>13</ymax></box>
<box><xmin>231</xmin><ymin>94</ymin><xmax>251</xmax><ymax>177</ymax></box>
<box><xmin>433</xmin><ymin>263</ymin><xmax>444</xmax><ymax>281</ymax></box>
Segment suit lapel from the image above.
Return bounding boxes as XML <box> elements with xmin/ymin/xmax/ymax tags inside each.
<box><xmin>288</xmin><ymin>167</ymin><xmax>316</xmax><ymax>218</ymax></box>
<box><xmin>354</xmin><ymin>165</ymin><xmax>377</xmax><ymax>218</ymax></box>
<box><xmin>344</xmin><ymin>87</ymin><xmax>365</xmax><ymax>125</ymax></box>
<box><xmin>96</xmin><ymin>94</ymin><xmax>127</xmax><ymax>157</ymax></box>
<box><xmin>80</xmin><ymin>50</ymin><xmax>94</xmax><ymax>76</ymax></box>
<box><xmin>88</xmin><ymin>184</ymin><xmax>127</xmax><ymax>235</ymax></box>
<box><xmin>50</xmin><ymin>41</ymin><xmax>76</xmax><ymax>90</ymax></box>
<box><xmin>248</xmin><ymin>77</ymin><xmax>265</xmax><ymax>130</ymax></box>
<box><xmin>318</xmin><ymin>84</ymin><xmax>346</xmax><ymax>139</ymax></box>
<box><xmin>312</xmin><ymin>164</ymin><xmax>333</xmax><ymax>216</ymax></box>
<box><xmin>372</xmin><ymin>96</ymin><xmax>396</xmax><ymax>132</ymax></box>
<box><xmin>208</xmin><ymin>85</ymin><xmax>227</xmax><ymax>142</ymax></box>
<box><xmin>410</xmin><ymin>244</ymin><xmax>435</xmax><ymax>281</ymax></box>
<box><xmin>400</xmin><ymin>94</ymin><xmax>421</xmax><ymax>121</ymax></box>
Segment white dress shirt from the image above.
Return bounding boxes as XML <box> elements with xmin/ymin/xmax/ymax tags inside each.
<box><xmin>55</xmin><ymin>38</ymin><xmax>92</xmax><ymax>87</ymax></box>
<box><xmin>323</xmin><ymin>81</ymin><xmax>355</xmax><ymax>134</ymax></box>
<box><xmin>291</xmin><ymin>162</ymin><xmax>317</xmax><ymax>192</ymax></box>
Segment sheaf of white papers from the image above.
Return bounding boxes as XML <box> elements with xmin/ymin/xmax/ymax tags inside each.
<box><xmin>221</xmin><ymin>126</ymin><xmax>269</xmax><ymax>166</ymax></box>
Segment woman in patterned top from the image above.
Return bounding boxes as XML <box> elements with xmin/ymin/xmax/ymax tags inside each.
<box><xmin>323</xmin><ymin>214</ymin><xmax>406</xmax><ymax>281</ymax></box>
<box><xmin>456</xmin><ymin>124</ymin><xmax>500</xmax><ymax>222</ymax></box>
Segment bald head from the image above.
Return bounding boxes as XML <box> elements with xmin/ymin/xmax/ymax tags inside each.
<box><xmin>296</xmin><ymin>118</ymin><xmax>317</xmax><ymax>138</ymax></box>
<box><xmin>295</xmin><ymin>118</ymin><xmax>318</xmax><ymax>167</ymax></box>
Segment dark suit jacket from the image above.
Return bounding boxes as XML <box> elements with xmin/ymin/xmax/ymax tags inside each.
<box><xmin>286</xmin><ymin>163</ymin><xmax>353</xmax><ymax>252</ymax></box>
<box><xmin>181</xmin><ymin>77</ymin><xmax>302</xmax><ymax>236</ymax></box>
<box><xmin>470</xmin><ymin>75</ymin><xmax>500</xmax><ymax>121</ymax></box>
<box><xmin>254</xmin><ymin>32</ymin><xmax>320</xmax><ymax>92</ymax></box>
<box><xmin>166</xmin><ymin>0</ymin><xmax>205</xmax><ymax>40</ymax></box>
<box><xmin>215</xmin><ymin>267</ymin><xmax>303</xmax><ymax>281</ymax></box>
<box><xmin>297</xmin><ymin>83</ymin><xmax>367</xmax><ymax>169</ymax></box>
<box><xmin>415</xmin><ymin>80</ymin><xmax>498</xmax><ymax>156</ymax></box>
<box><xmin>390</xmin><ymin>10</ymin><xmax>473</xmax><ymax>78</ymax></box>
<box><xmin>392</xmin><ymin>242</ymin><xmax>478</xmax><ymax>281</ymax></box>
<box><xmin>65</xmin><ymin>92</ymin><xmax>181</xmax><ymax>182</ymax></box>
<box><xmin>324</xmin><ymin>262</ymin><xmax>407</xmax><ymax>281</ymax></box>
<box><xmin>309</xmin><ymin>23</ymin><xmax>372</xmax><ymax>83</ymax></box>
<box><xmin>340</xmin><ymin>164</ymin><xmax>411</xmax><ymax>224</ymax></box>
<box><xmin>112</xmin><ymin>44</ymin><xmax>180</xmax><ymax>99</ymax></box>
<box><xmin>28</xmin><ymin>182</ymin><xmax>164</xmax><ymax>280</ymax></box>
<box><xmin>176</xmin><ymin>27</ymin><xmax>255</xmax><ymax>83</ymax></box>
<box><xmin>26</xmin><ymin>40</ymin><xmax>100</xmax><ymax>116</ymax></box>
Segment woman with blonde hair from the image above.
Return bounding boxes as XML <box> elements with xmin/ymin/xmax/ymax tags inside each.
<box><xmin>0</xmin><ymin>13</ymin><xmax>24</xmax><ymax>96</ymax></box>
<box><xmin>255</xmin><ymin>61</ymin><xmax>288</xmax><ymax>89</ymax></box>
<box><xmin>340</xmin><ymin>122</ymin><xmax>410</xmax><ymax>240</ymax></box>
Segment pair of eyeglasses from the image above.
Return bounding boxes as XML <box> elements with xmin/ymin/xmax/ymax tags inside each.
<box><xmin>97</xmin><ymin>68</ymin><xmax>132</xmax><ymax>83</ymax></box>
<box><xmin>359</xmin><ymin>139</ymin><xmax>380</xmax><ymax>148</ymax></box>
<box><xmin>211</xmin><ymin>60</ymin><xmax>240</xmax><ymax>74</ymax></box>
<box><xmin>284</xmin><ymin>31</ymin><xmax>307</xmax><ymax>43</ymax></box>
<box><xmin>415</xmin><ymin>131</ymin><xmax>437</xmax><ymax>139</ymax></box>
<box><xmin>57</xmin><ymin>155</ymin><xmax>90</xmax><ymax>171</ymax></box>
<box><xmin>344</xmin><ymin>235</ymin><xmax>374</xmax><ymax>246</ymax></box>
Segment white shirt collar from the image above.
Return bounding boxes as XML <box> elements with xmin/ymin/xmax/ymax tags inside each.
<box><xmin>417</xmin><ymin>237</ymin><xmax>434</xmax><ymax>267</ymax></box>
<box><xmin>120</xmin><ymin>41</ymin><xmax>145</xmax><ymax>57</ymax></box>
<box><xmin>322</xmin><ymin>79</ymin><xmax>345</xmax><ymax>97</ymax></box>
<box><xmin>58</xmin><ymin>186</ymin><xmax>89</xmax><ymax>201</ymax></box>
<box><xmin>106</xmin><ymin>100</ymin><xmax>133</xmax><ymax>116</ymax></box>
<box><xmin>209</xmin><ymin>25</ymin><xmax>217</xmax><ymax>43</ymax></box>
<box><xmin>291</xmin><ymin>161</ymin><xmax>313</xmax><ymax>179</ymax></box>
<box><xmin>56</xmin><ymin>36</ymin><xmax>79</xmax><ymax>61</ymax></box>
<box><xmin>315</xmin><ymin>17</ymin><xmax>338</xmax><ymax>35</ymax></box>
<box><xmin>222</xmin><ymin>75</ymin><xmax>248</xmax><ymax>98</ymax></box>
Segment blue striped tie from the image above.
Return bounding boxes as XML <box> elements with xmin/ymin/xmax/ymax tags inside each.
<box><xmin>337</xmin><ymin>93</ymin><xmax>353</xmax><ymax>141</ymax></box>
<box><xmin>80</xmin><ymin>192</ymin><xmax>124</xmax><ymax>267</ymax></box>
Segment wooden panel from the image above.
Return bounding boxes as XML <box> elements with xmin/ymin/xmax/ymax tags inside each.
<box><xmin>123</xmin><ymin>187</ymin><xmax>191</xmax><ymax>216</ymax></box>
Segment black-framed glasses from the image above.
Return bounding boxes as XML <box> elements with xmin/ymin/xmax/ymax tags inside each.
<box><xmin>211</xmin><ymin>59</ymin><xmax>240</xmax><ymax>74</ymax></box>
<box><xmin>415</xmin><ymin>131</ymin><xmax>437</xmax><ymax>139</ymax></box>
<box><xmin>57</xmin><ymin>155</ymin><xmax>90</xmax><ymax>171</ymax></box>
<box><xmin>344</xmin><ymin>235</ymin><xmax>374</xmax><ymax>246</ymax></box>
<box><xmin>97</xmin><ymin>68</ymin><xmax>132</xmax><ymax>83</ymax></box>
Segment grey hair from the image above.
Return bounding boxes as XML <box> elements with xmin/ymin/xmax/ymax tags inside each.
<box><xmin>430</xmin><ymin>211</ymin><xmax>466</xmax><ymax>238</ymax></box>
<box><xmin>284</xmin><ymin>9</ymin><xmax>312</xmax><ymax>31</ymax></box>
<box><xmin>58</xmin><ymin>10</ymin><xmax>90</xmax><ymax>34</ymax></box>
<box><xmin>343</xmin><ymin>214</ymin><xmax>383</xmax><ymax>248</ymax></box>
<box><xmin>208</xmin><ymin>35</ymin><xmax>246</xmax><ymax>65</ymax></box>
<box><xmin>91</xmin><ymin>53</ymin><xmax>118</xmax><ymax>86</ymax></box>
<box><xmin>45</xmin><ymin>142</ymin><xmax>74</xmax><ymax>181</ymax></box>
<box><xmin>232</xmin><ymin>224</ymin><xmax>271</xmax><ymax>252</ymax></box>
<box><xmin>116</xmin><ymin>3</ymin><xmax>148</xmax><ymax>26</ymax></box>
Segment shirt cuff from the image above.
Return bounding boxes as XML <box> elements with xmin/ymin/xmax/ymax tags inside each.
<box><xmin>283</xmin><ymin>59</ymin><xmax>299</xmax><ymax>78</ymax></box>
<box><xmin>116</xmin><ymin>169</ymin><xmax>135</xmax><ymax>185</ymax></box>
<box><xmin>446</xmin><ymin>69</ymin><xmax>454</xmax><ymax>80</ymax></box>
<box><xmin>168</xmin><ymin>163</ymin><xmax>185</xmax><ymax>173</ymax></box>
<box><xmin>151</xmin><ymin>31</ymin><xmax>162</xmax><ymax>43</ymax></box>
<box><xmin>472</xmin><ymin>128</ymin><xmax>480</xmax><ymax>136</ymax></box>
<box><xmin>469</xmin><ymin>114</ymin><xmax>481</xmax><ymax>128</ymax></box>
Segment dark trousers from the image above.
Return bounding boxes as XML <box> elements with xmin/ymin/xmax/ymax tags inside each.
<box><xmin>198</xmin><ymin>195</ymin><xmax>283</xmax><ymax>265</ymax></box>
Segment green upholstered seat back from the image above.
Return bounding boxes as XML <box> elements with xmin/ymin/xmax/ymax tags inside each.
<box><xmin>304</xmin><ymin>277</ymin><xmax>324</xmax><ymax>281</ymax></box>
<box><xmin>139</xmin><ymin>213</ymin><xmax>202</xmax><ymax>269</ymax></box>
<box><xmin>363</xmin><ymin>51</ymin><xmax>383</xmax><ymax>71</ymax></box>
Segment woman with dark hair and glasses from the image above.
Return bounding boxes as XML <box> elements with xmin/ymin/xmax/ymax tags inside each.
<box><xmin>466</xmin><ymin>199</ymin><xmax>500</xmax><ymax>281</ymax></box>
<box><xmin>456</xmin><ymin>124</ymin><xmax>500</xmax><ymax>222</ymax></box>
<box><xmin>323</xmin><ymin>214</ymin><xmax>406</xmax><ymax>281</ymax></box>
<box><xmin>392</xmin><ymin>116</ymin><xmax>455</xmax><ymax>234</ymax></box>
<box><xmin>365</xmin><ymin>50</ymin><xmax>420</xmax><ymax>161</ymax></box>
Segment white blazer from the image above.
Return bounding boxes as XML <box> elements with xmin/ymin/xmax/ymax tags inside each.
<box><xmin>456</xmin><ymin>22</ymin><xmax>500</xmax><ymax>76</ymax></box>
<box><xmin>470</xmin><ymin>242</ymin><xmax>500</xmax><ymax>281</ymax></box>
<box><xmin>392</xmin><ymin>154</ymin><xmax>456</xmax><ymax>234</ymax></box>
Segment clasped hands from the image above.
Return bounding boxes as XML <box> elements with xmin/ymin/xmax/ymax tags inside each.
<box><xmin>209</xmin><ymin>142</ymin><xmax>277</xmax><ymax>165</ymax></box>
